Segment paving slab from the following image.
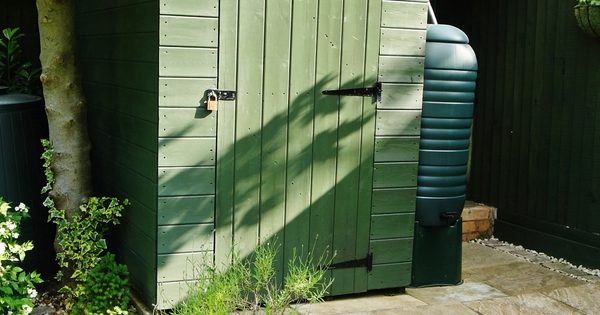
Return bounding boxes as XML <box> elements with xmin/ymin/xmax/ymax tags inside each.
<box><xmin>463</xmin><ymin>292</ymin><xmax>582</xmax><ymax>315</ymax></box>
<box><xmin>462</xmin><ymin>242</ymin><xmax>523</xmax><ymax>271</ymax></box>
<box><xmin>294</xmin><ymin>292</ymin><xmax>426</xmax><ymax>315</ymax></box>
<box><xmin>464</xmin><ymin>261</ymin><xmax>586</xmax><ymax>295</ymax></box>
<box><xmin>406</xmin><ymin>281</ymin><xmax>506</xmax><ymax>305</ymax></box>
<box><xmin>370</xmin><ymin>303</ymin><xmax>479</xmax><ymax>315</ymax></box>
<box><xmin>544</xmin><ymin>284</ymin><xmax>600</xmax><ymax>314</ymax></box>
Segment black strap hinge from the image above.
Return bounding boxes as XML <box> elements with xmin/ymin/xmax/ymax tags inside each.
<box><xmin>328</xmin><ymin>253</ymin><xmax>373</xmax><ymax>272</ymax></box>
<box><xmin>322</xmin><ymin>82</ymin><xmax>381</xmax><ymax>102</ymax></box>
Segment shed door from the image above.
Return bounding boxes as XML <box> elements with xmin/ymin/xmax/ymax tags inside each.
<box><xmin>215</xmin><ymin>0</ymin><xmax>380</xmax><ymax>295</ymax></box>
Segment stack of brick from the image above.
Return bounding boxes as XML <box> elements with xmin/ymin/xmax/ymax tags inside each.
<box><xmin>461</xmin><ymin>201</ymin><xmax>497</xmax><ymax>241</ymax></box>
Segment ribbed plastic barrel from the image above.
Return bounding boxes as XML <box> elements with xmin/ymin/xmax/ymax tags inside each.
<box><xmin>0</xmin><ymin>87</ymin><xmax>55</xmax><ymax>275</ymax></box>
<box><xmin>416</xmin><ymin>25</ymin><xmax>478</xmax><ymax>227</ymax></box>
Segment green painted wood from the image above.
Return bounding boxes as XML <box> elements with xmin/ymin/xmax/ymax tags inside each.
<box><xmin>375</xmin><ymin>110</ymin><xmax>421</xmax><ymax>136</ymax></box>
<box><xmin>372</xmin><ymin>162</ymin><xmax>418</xmax><ymax>189</ymax></box>
<box><xmin>259</xmin><ymin>1</ymin><xmax>291</xmax><ymax>281</ymax></box>
<box><xmin>79</xmin><ymin>33</ymin><xmax>156</xmax><ymax>62</ymax></box>
<box><xmin>160</xmin><ymin>16</ymin><xmax>218</xmax><ymax>47</ymax></box>
<box><xmin>231</xmin><ymin>0</ymin><xmax>266</xmax><ymax>260</ymax></box>
<box><xmin>77</xmin><ymin>0</ymin><xmax>159</xmax><ymax>307</ymax></box>
<box><xmin>158</xmin><ymin>196</ymin><xmax>214</xmax><ymax>225</ymax></box>
<box><xmin>309</xmin><ymin>0</ymin><xmax>344</xmax><ymax>292</ymax></box>
<box><xmin>159</xmin><ymin>78</ymin><xmax>217</xmax><ymax>107</ymax></box>
<box><xmin>92</xmin><ymin>129</ymin><xmax>156</xmax><ymax>180</ymax></box>
<box><xmin>354</xmin><ymin>0</ymin><xmax>382</xmax><ymax>293</ymax></box>
<box><xmin>374</xmin><ymin>137</ymin><xmax>419</xmax><ymax>162</ymax></box>
<box><xmin>88</xmin><ymin>106</ymin><xmax>157</xmax><ymax>151</ymax></box>
<box><xmin>378</xmin><ymin>56</ymin><xmax>424</xmax><ymax>83</ymax></box>
<box><xmin>379</xmin><ymin>84</ymin><xmax>423</xmax><ymax>109</ymax></box>
<box><xmin>158</xmin><ymin>167</ymin><xmax>214</xmax><ymax>196</ymax></box>
<box><xmin>78</xmin><ymin>2</ymin><xmax>158</xmax><ymax>35</ymax></box>
<box><xmin>159</xmin><ymin>48</ymin><xmax>217</xmax><ymax>77</ymax></box>
<box><xmin>158</xmin><ymin>224</ymin><xmax>214</xmax><ymax>254</ymax></box>
<box><xmin>77</xmin><ymin>0</ymin><xmax>153</xmax><ymax>13</ymax></box>
<box><xmin>214</xmin><ymin>0</ymin><xmax>238</xmax><ymax>268</ymax></box>
<box><xmin>370</xmin><ymin>238</ymin><xmax>413</xmax><ymax>264</ymax></box>
<box><xmin>372</xmin><ymin>188</ymin><xmax>416</xmax><ymax>214</ymax></box>
<box><xmin>284</xmin><ymin>0</ymin><xmax>318</xmax><ymax>278</ymax></box>
<box><xmin>330</xmin><ymin>0</ymin><xmax>370</xmax><ymax>295</ymax></box>
<box><xmin>119</xmin><ymin>218</ymin><xmax>156</xmax><ymax>266</ymax></box>
<box><xmin>370</xmin><ymin>213</ymin><xmax>415</xmax><ymax>239</ymax></box>
<box><xmin>159</xmin><ymin>108</ymin><xmax>216</xmax><ymax>137</ymax></box>
<box><xmin>93</xmin><ymin>157</ymin><xmax>157</xmax><ymax>210</ymax></box>
<box><xmin>380</xmin><ymin>1</ymin><xmax>427</xmax><ymax>29</ymax></box>
<box><xmin>159</xmin><ymin>0</ymin><xmax>218</xmax><ymax>17</ymax></box>
<box><xmin>156</xmin><ymin>281</ymin><xmax>197</xmax><ymax>310</ymax></box>
<box><xmin>82</xmin><ymin>60</ymin><xmax>157</xmax><ymax>92</ymax></box>
<box><xmin>118</xmin><ymin>246</ymin><xmax>156</xmax><ymax>307</ymax></box>
<box><xmin>380</xmin><ymin>29</ymin><xmax>426</xmax><ymax>56</ymax></box>
<box><xmin>159</xmin><ymin>138</ymin><xmax>216</xmax><ymax>166</ymax></box>
<box><xmin>157</xmin><ymin>252</ymin><xmax>212</xmax><ymax>282</ymax></box>
<box><xmin>84</xmin><ymin>82</ymin><xmax>157</xmax><ymax>122</ymax></box>
<box><xmin>367</xmin><ymin>262</ymin><xmax>412</xmax><ymax>289</ymax></box>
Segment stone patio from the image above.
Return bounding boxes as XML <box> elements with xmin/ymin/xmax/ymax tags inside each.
<box><xmin>295</xmin><ymin>240</ymin><xmax>600</xmax><ymax>314</ymax></box>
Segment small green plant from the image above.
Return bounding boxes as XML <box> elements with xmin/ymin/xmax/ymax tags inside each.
<box><xmin>578</xmin><ymin>0</ymin><xmax>600</xmax><ymax>5</ymax></box>
<box><xmin>0</xmin><ymin>199</ymin><xmax>43</xmax><ymax>315</ymax></box>
<box><xmin>171</xmin><ymin>241</ymin><xmax>334</xmax><ymax>315</ymax></box>
<box><xmin>41</xmin><ymin>139</ymin><xmax>130</xmax><ymax>311</ymax></box>
<box><xmin>0</xmin><ymin>27</ymin><xmax>41</xmax><ymax>94</ymax></box>
<box><xmin>71</xmin><ymin>254</ymin><xmax>131</xmax><ymax>315</ymax></box>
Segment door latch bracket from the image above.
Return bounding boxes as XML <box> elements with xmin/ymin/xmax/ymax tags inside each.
<box><xmin>205</xmin><ymin>89</ymin><xmax>237</xmax><ymax>101</ymax></box>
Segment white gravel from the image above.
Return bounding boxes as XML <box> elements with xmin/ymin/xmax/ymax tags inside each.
<box><xmin>472</xmin><ymin>236</ymin><xmax>600</xmax><ymax>282</ymax></box>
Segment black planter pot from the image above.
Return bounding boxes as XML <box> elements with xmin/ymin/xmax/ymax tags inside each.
<box><xmin>575</xmin><ymin>4</ymin><xmax>600</xmax><ymax>38</ymax></box>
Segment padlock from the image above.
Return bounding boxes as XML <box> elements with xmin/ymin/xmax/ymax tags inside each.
<box><xmin>207</xmin><ymin>91</ymin><xmax>218</xmax><ymax>111</ymax></box>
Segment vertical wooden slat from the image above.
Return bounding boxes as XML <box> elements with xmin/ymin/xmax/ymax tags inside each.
<box><xmin>233</xmin><ymin>0</ymin><xmax>266</xmax><ymax>259</ymax></box>
<box><xmin>309</xmin><ymin>0</ymin><xmax>343</xmax><ymax>280</ymax></box>
<box><xmin>260</xmin><ymin>0</ymin><xmax>292</xmax><ymax>279</ymax></box>
<box><xmin>215</xmin><ymin>0</ymin><xmax>239</xmax><ymax>267</ymax></box>
<box><xmin>284</xmin><ymin>0</ymin><xmax>319</xmax><ymax>275</ymax></box>
<box><xmin>515</xmin><ymin>0</ymin><xmax>536</xmax><ymax>215</ymax></box>
<box><xmin>489</xmin><ymin>0</ymin><xmax>508</xmax><ymax>206</ymax></box>
<box><xmin>527</xmin><ymin>0</ymin><xmax>547</xmax><ymax>220</ymax></box>
<box><xmin>545</xmin><ymin>0</ymin><xmax>567</xmax><ymax>224</ymax></box>
<box><xmin>330</xmin><ymin>0</ymin><xmax>369</xmax><ymax>295</ymax></box>
<box><xmin>354</xmin><ymin>0</ymin><xmax>381</xmax><ymax>293</ymax></box>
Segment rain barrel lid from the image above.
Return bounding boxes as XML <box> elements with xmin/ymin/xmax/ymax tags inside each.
<box><xmin>426</xmin><ymin>24</ymin><xmax>470</xmax><ymax>44</ymax></box>
<box><xmin>0</xmin><ymin>88</ymin><xmax>43</xmax><ymax>111</ymax></box>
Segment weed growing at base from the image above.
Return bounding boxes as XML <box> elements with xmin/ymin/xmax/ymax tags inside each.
<box><xmin>171</xmin><ymin>242</ymin><xmax>334</xmax><ymax>315</ymax></box>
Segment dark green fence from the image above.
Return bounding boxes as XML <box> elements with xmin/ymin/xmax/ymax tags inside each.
<box><xmin>435</xmin><ymin>0</ymin><xmax>600</xmax><ymax>268</ymax></box>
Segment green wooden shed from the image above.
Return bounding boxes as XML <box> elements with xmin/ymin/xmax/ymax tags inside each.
<box><xmin>76</xmin><ymin>0</ymin><xmax>428</xmax><ymax>309</ymax></box>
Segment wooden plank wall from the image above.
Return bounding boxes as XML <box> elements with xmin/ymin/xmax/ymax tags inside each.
<box><xmin>370</xmin><ymin>0</ymin><xmax>427</xmax><ymax>289</ymax></box>
<box><xmin>156</xmin><ymin>0</ymin><xmax>218</xmax><ymax>308</ymax></box>
<box><xmin>76</xmin><ymin>0</ymin><xmax>159</xmax><ymax>306</ymax></box>
<box><xmin>435</xmin><ymin>0</ymin><xmax>600</xmax><ymax>268</ymax></box>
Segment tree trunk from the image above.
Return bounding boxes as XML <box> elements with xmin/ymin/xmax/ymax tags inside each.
<box><xmin>37</xmin><ymin>0</ymin><xmax>91</xmax><ymax>219</ymax></box>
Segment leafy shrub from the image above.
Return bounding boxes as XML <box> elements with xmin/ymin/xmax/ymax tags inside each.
<box><xmin>41</xmin><ymin>139</ymin><xmax>130</xmax><ymax>311</ymax></box>
<box><xmin>0</xmin><ymin>27</ymin><xmax>41</xmax><ymax>94</ymax></box>
<box><xmin>579</xmin><ymin>0</ymin><xmax>600</xmax><ymax>5</ymax></box>
<box><xmin>0</xmin><ymin>199</ymin><xmax>42</xmax><ymax>315</ymax></box>
<box><xmin>71</xmin><ymin>254</ymin><xmax>130</xmax><ymax>315</ymax></box>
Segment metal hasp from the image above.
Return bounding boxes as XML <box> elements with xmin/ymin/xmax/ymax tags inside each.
<box><xmin>322</xmin><ymin>82</ymin><xmax>382</xmax><ymax>102</ymax></box>
<box><xmin>205</xmin><ymin>89</ymin><xmax>237</xmax><ymax>101</ymax></box>
<box><xmin>329</xmin><ymin>253</ymin><xmax>373</xmax><ymax>272</ymax></box>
